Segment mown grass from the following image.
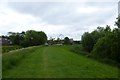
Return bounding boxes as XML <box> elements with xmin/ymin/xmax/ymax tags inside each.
<box><xmin>2</xmin><ymin>46</ymin><xmax>119</xmax><ymax>78</ymax></box>
<box><xmin>2</xmin><ymin>46</ymin><xmax>22</xmax><ymax>53</ymax></box>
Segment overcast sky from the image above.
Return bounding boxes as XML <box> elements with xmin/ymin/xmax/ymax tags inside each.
<box><xmin>0</xmin><ymin>0</ymin><xmax>119</xmax><ymax>40</ymax></box>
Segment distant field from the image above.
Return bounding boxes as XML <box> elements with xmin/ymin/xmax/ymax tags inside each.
<box><xmin>2</xmin><ymin>46</ymin><xmax>119</xmax><ymax>78</ymax></box>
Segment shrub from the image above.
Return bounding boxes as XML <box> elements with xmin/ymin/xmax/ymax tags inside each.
<box><xmin>70</xmin><ymin>45</ymin><xmax>89</xmax><ymax>55</ymax></box>
<box><xmin>81</xmin><ymin>32</ymin><xmax>94</xmax><ymax>52</ymax></box>
<box><xmin>81</xmin><ymin>26</ymin><xmax>111</xmax><ymax>53</ymax></box>
<box><xmin>2</xmin><ymin>46</ymin><xmax>21</xmax><ymax>53</ymax></box>
<box><xmin>92</xmin><ymin>31</ymin><xmax>119</xmax><ymax>63</ymax></box>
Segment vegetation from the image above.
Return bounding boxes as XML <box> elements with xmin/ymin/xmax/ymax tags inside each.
<box><xmin>63</xmin><ymin>37</ymin><xmax>71</xmax><ymax>45</ymax></box>
<box><xmin>2</xmin><ymin>46</ymin><xmax>37</xmax><ymax>72</ymax></box>
<box><xmin>81</xmin><ymin>25</ymin><xmax>111</xmax><ymax>53</ymax></box>
<box><xmin>2</xmin><ymin>46</ymin><xmax>21</xmax><ymax>53</ymax></box>
<box><xmin>80</xmin><ymin>17</ymin><xmax>120</xmax><ymax>64</ymax></box>
<box><xmin>81</xmin><ymin>32</ymin><xmax>94</xmax><ymax>52</ymax></box>
<box><xmin>115</xmin><ymin>16</ymin><xmax>120</xmax><ymax>28</ymax></box>
<box><xmin>8</xmin><ymin>31</ymin><xmax>25</xmax><ymax>45</ymax></box>
<box><xmin>70</xmin><ymin>45</ymin><xmax>89</xmax><ymax>55</ymax></box>
<box><xmin>3</xmin><ymin>46</ymin><xmax>118</xmax><ymax>78</ymax></box>
<box><xmin>8</xmin><ymin>30</ymin><xmax>47</xmax><ymax>47</ymax></box>
<box><xmin>1</xmin><ymin>13</ymin><xmax>120</xmax><ymax>79</ymax></box>
<box><xmin>92</xmin><ymin>20</ymin><xmax>120</xmax><ymax>63</ymax></box>
<box><xmin>20</xmin><ymin>30</ymin><xmax>47</xmax><ymax>47</ymax></box>
<box><xmin>92</xmin><ymin>29</ymin><xmax>119</xmax><ymax>63</ymax></box>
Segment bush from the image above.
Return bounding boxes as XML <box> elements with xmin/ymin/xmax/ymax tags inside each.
<box><xmin>81</xmin><ymin>26</ymin><xmax>111</xmax><ymax>53</ymax></box>
<box><xmin>81</xmin><ymin>32</ymin><xmax>94</xmax><ymax>52</ymax></box>
<box><xmin>92</xmin><ymin>31</ymin><xmax>119</xmax><ymax>63</ymax></box>
<box><xmin>92</xmin><ymin>37</ymin><xmax>110</xmax><ymax>58</ymax></box>
<box><xmin>70</xmin><ymin>45</ymin><xmax>89</xmax><ymax>55</ymax></box>
<box><xmin>2</xmin><ymin>46</ymin><xmax>21</xmax><ymax>53</ymax></box>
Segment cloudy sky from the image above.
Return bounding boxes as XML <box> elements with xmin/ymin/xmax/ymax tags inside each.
<box><xmin>0</xmin><ymin>0</ymin><xmax>119</xmax><ymax>40</ymax></box>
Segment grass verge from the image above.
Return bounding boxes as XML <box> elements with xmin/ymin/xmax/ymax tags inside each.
<box><xmin>2</xmin><ymin>46</ymin><xmax>22</xmax><ymax>53</ymax></box>
<box><xmin>2</xmin><ymin>46</ymin><xmax>38</xmax><ymax>72</ymax></box>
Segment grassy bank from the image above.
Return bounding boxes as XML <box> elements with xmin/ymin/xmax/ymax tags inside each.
<box><xmin>2</xmin><ymin>46</ymin><xmax>38</xmax><ymax>72</ymax></box>
<box><xmin>2</xmin><ymin>46</ymin><xmax>119</xmax><ymax>78</ymax></box>
<box><xmin>70</xmin><ymin>45</ymin><xmax>119</xmax><ymax>67</ymax></box>
<box><xmin>2</xmin><ymin>46</ymin><xmax>22</xmax><ymax>53</ymax></box>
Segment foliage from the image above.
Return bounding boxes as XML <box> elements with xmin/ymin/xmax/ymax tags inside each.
<box><xmin>90</xmin><ymin>17</ymin><xmax>120</xmax><ymax>63</ymax></box>
<box><xmin>3</xmin><ymin>46</ymin><xmax>118</xmax><ymax>78</ymax></box>
<box><xmin>70</xmin><ymin>45</ymin><xmax>89</xmax><ymax>55</ymax></box>
<box><xmin>81</xmin><ymin>32</ymin><xmax>94</xmax><ymax>52</ymax></box>
<box><xmin>2</xmin><ymin>46</ymin><xmax>37</xmax><ymax>72</ymax></box>
<box><xmin>8</xmin><ymin>30</ymin><xmax>47</xmax><ymax>47</ymax></box>
<box><xmin>63</xmin><ymin>37</ymin><xmax>71</xmax><ymax>45</ymax></box>
<box><xmin>81</xmin><ymin>25</ymin><xmax>111</xmax><ymax>53</ymax></box>
<box><xmin>8</xmin><ymin>31</ymin><xmax>25</xmax><ymax>45</ymax></box>
<box><xmin>92</xmin><ymin>29</ymin><xmax>120</xmax><ymax>63</ymax></box>
<box><xmin>2</xmin><ymin>46</ymin><xmax>21</xmax><ymax>53</ymax></box>
<box><xmin>20</xmin><ymin>30</ymin><xmax>47</xmax><ymax>47</ymax></box>
<box><xmin>115</xmin><ymin>16</ymin><xmax>120</xmax><ymax>28</ymax></box>
<box><xmin>81</xmin><ymin>21</ymin><xmax>120</xmax><ymax>64</ymax></box>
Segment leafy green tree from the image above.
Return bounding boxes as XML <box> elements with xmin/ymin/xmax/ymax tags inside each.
<box><xmin>80</xmin><ymin>17</ymin><xmax>120</xmax><ymax>63</ymax></box>
<box><xmin>81</xmin><ymin>26</ymin><xmax>111</xmax><ymax>53</ymax></box>
<box><xmin>81</xmin><ymin>32</ymin><xmax>94</xmax><ymax>52</ymax></box>
<box><xmin>92</xmin><ymin>30</ymin><xmax>119</xmax><ymax>62</ymax></box>
<box><xmin>8</xmin><ymin>30</ymin><xmax>47</xmax><ymax>47</ymax></box>
<box><xmin>64</xmin><ymin>37</ymin><xmax>71</xmax><ymax>45</ymax></box>
<box><xmin>91</xmin><ymin>18</ymin><xmax>120</xmax><ymax>63</ymax></box>
<box><xmin>115</xmin><ymin>17</ymin><xmax>120</xmax><ymax>28</ymax></box>
<box><xmin>8</xmin><ymin>32</ymin><xmax>24</xmax><ymax>45</ymax></box>
<box><xmin>21</xmin><ymin>30</ymin><xmax>47</xmax><ymax>47</ymax></box>
<box><xmin>115</xmin><ymin>17</ymin><xmax>120</xmax><ymax>62</ymax></box>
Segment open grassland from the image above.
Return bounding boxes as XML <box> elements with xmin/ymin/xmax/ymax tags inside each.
<box><xmin>2</xmin><ymin>46</ymin><xmax>119</xmax><ymax>78</ymax></box>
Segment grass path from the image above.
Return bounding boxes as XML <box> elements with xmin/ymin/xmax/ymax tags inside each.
<box><xmin>3</xmin><ymin>46</ymin><xmax>119</xmax><ymax>78</ymax></box>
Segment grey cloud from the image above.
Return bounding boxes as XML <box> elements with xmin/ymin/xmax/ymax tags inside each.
<box><xmin>85</xmin><ymin>2</ymin><xmax>117</xmax><ymax>7</ymax></box>
<box><xmin>6</xmin><ymin>1</ymin><xmax>118</xmax><ymax>40</ymax></box>
<box><xmin>8</xmin><ymin>2</ymin><xmax>117</xmax><ymax>25</ymax></box>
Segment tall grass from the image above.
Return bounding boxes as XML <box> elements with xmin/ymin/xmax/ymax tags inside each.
<box><xmin>70</xmin><ymin>45</ymin><xmax>89</xmax><ymax>55</ymax></box>
<box><xmin>2</xmin><ymin>46</ymin><xmax>37</xmax><ymax>72</ymax></box>
<box><xmin>70</xmin><ymin>45</ymin><xmax>119</xmax><ymax>67</ymax></box>
<box><xmin>2</xmin><ymin>46</ymin><xmax>21</xmax><ymax>53</ymax></box>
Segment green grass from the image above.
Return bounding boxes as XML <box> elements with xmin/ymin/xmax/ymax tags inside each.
<box><xmin>2</xmin><ymin>46</ymin><xmax>38</xmax><ymax>72</ymax></box>
<box><xmin>2</xmin><ymin>46</ymin><xmax>21</xmax><ymax>53</ymax></box>
<box><xmin>2</xmin><ymin>46</ymin><xmax>119</xmax><ymax>78</ymax></box>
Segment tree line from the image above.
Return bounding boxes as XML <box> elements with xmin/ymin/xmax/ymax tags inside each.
<box><xmin>2</xmin><ymin>16</ymin><xmax>119</xmax><ymax>64</ymax></box>
<box><xmin>81</xmin><ymin>17</ymin><xmax>120</xmax><ymax>63</ymax></box>
<box><xmin>8</xmin><ymin>30</ymin><xmax>47</xmax><ymax>47</ymax></box>
<box><xmin>4</xmin><ymin>30</ymin><xmax>72</xmax><ymax>47</ymax></box>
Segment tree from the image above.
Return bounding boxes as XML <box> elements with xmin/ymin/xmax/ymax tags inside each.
<box><xmin>92</xmin><ymin>31</ymin><xmax>119</xmax><ymax>62</ymax></box>
<box><xmin>8</xmin><ymin>30</ymin><xmax>47</xmax><ymax>47</ymax></box>
<box><xmin>115</xmin><ymin>17</ymin><xmax>120</xmax><ymax>62</ymax></box>
<box><xmin>64</xmin><ymin>37</ymin><xmax>70</xmax><ymax>45</ymax></box>
<box><xmin>104</xmin><ymin>25</ymin><xmax>111</xmax><ymax>32</ymax></box>
<box><xmin>8</xmin><ymin>32</ymin><xmax>24</xmax><ymax>45</ymax></box>
<box><xmin>80</xmin><ymin>17</ymin><xmax>120</xmax><ymax>63</ymax></box>
<box><xmin>90</xmin><ymin>18</ymin><xmax>120</xmax><ymax>63</ymax></box>
<box><xmin>21</xmin><ymin>30</ymin><xmax>47</xmax><ymax>47</ymax></box>
<box><xmin>81</xmin><ymin>32</ymin><xmax>94</xmax><ymax>52</ymax></box>
<box><xmin>81</xmin><ymin>26</ymin><xmax>111</xmax><ymax>53</ymax></box>
<box><xmin>115</xmin><ymin>17</ymin><xmax>120</xmax><ymax>28</ymax></box>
